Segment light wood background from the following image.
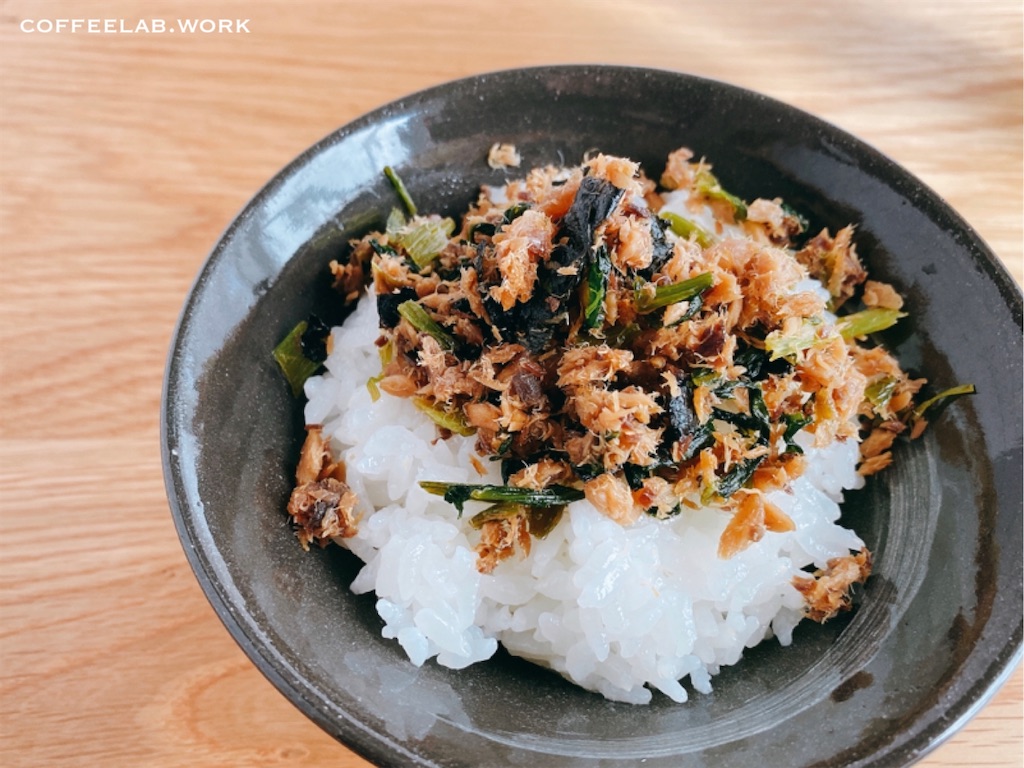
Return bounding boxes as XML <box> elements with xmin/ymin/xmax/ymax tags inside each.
<box><xmin>1</xmin><ymin>0</ymin><xmax>1020</xmax><ymax>766</ymax></box>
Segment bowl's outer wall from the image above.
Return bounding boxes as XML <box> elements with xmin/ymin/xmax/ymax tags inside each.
<box><xmin>162</xmin><ymin>65</ymin><xmax>1023</xmax><ymax>768</ymax></box>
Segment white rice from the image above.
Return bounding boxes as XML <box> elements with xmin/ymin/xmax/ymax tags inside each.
<box><xmin>304</xmin><ymin>293</ymin><xmax>866</xmax><ymax>704</ymax></box>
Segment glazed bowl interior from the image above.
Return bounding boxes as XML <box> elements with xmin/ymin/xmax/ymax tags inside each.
<box><xmin>162</xmin><ymin>65</ymin><xmax>1023</xmax><ymax>768</ymax></box>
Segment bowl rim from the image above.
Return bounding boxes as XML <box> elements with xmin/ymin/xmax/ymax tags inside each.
<box><xmin>161</xmin><ymin>63</ymin><xmax>1023</xmax><ymax>767</ymax></box>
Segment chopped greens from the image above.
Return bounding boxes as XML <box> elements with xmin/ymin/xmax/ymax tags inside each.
<box><xmin>398</xmin><ymin>217</ymin><xmax>456</xmax><ymax>269</ymax></box>
<box><xmin>468</xmin><ymin>502</ymin><xmax>564</xmax><ymax>538</ymax></box>
<box><xmin>366</xmin><ymin>338</ymin><xmax>394</xmax><ymax>402</ymax></box>
<box><xmin>694</xmin><ymin>167</ymin><xmax>747</xmax><ymax>220</ymax></box>
<box><xmin>283</xmin><ymin>148</ymin><xmax>980</xmax><ymax>595</ymax></box>
<box><xmin>583</xmin><ymin>245</ymin><xmax>612</xmax><ymax>329</ymax></box>
<box><xmin>273</xmin><ymin>319</ymin><xmax>325</xmax><ymax>397</ymax></box>
<box><xmin>764</xmin><ymin>318</ymin><xmax>826</xmax><ymax>361</ymax></box>
<box><xmin>420</xmin><ymin>481</ymin><xmax>585</xmax><ymax>516</ymax></box>
<box><xmin>634</xmin><ymin>272</ymin><xmax>714</xmax><ymax>314</ymax></box>
<box><xmin>412</xmin><ymin>397</ymin><xmax>475</xmax><ymax>436</ymax></box>
<box><xmin>909</xmin><ymin>383</ymin><xmax>977</xmax><ymax>426</ymax></box>
<box><xmin>385</xmin><ymin>208</ymin><xmax>456</xmax><ymax>269</ymax></box>
<box><xmin>397</xmin><ymin>300</ymin><xmax>455</xmax><ymax>350</ymax></box>
<box><xmin>837</xmin><ymin>308</ymin><xmax>906</xmax><ymax>340</ymax></box>
<box><xmin>659</xmin><ymin>211</ymin><xmax>714</xmax><ymax>248</ymax></box>
<box><xmin>865</xmin><ymin>375</ymin><xmax>899</xmax><ymax>413</ymax></box>
<box><xmin>384</xmin><ymin>165</ymin><xmax>417</xmax><ymax>216</ymax></box>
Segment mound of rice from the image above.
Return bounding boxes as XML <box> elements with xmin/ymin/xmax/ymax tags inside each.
<box><xmin>303</xmin><ymin>293</ymin><xmax>866</xmax><ymax>705</ymax></box>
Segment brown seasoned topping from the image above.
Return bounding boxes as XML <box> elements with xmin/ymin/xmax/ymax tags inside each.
<box><xmin>794</xmin><ymin>225</ymin><xmax>867</xmax><ymax>308</ymax></box>
<box><xmin>584</xmin><ymin>472</ymin><xmax>642</xmax><ymax>525</ymax></box>
<box><xmin>304</xmin><ymin>149</ymin><xmax>958</xmax><ymax>559</ymax></box>
<box><xmin>288</xmin><ymin>426</ymin><xmax>359</xmax><ymax>548</ymax></box>
<box><xmin>793</xmin><ymin>549</ymin><xmax>873</xmax><ymax>622</ymax></box>
<box><xmin>475</xmin><ymin>515</ymin><xmax>530</xmax><ymax>574</ymax></box>
<box><xmin>861</xmin><ymin>280</ymin><xmax>904</xmax><ymax>311</ymax></box>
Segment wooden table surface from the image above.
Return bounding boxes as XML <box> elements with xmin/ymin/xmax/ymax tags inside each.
<box><xmin>1</xmin><ymin>0</ymin><xmax>1020</xmax><ymax>765</ymax></box>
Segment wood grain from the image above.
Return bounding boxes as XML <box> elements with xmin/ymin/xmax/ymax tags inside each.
<box><xmin>1</xmin><ymin>0</ymin><xmax>1020</xmax><ymax>766</ymax></box>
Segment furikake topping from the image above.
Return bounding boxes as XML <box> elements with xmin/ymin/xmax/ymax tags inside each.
<box><xmin>279</xmin><ymin>149</ymin><xmax>974</xmax><ymax>573</ymax></box>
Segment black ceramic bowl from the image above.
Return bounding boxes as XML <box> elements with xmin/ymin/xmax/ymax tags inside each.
<box><xmin>162</xmin><ymin>65</ymin><xmax>1022</xmax><ymax>767</ymax></box>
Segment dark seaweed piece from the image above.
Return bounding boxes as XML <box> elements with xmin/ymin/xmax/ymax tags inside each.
<box><xmin>643</xmin><ymin>215</ymin><xmax>674</xmax><ymax>279</ymax></box>
<box><xmin>299</xmin><ymin>314</ymin><xmax>331</xmax><ymax>364</ymax></box>
<box><xmin>781</xmin><ymin>412</ymin><xmax>813</xmax><ymax>453</ymax></box>
<box><xmin>538</xmin><ymin>176</ymin><xmax>624</xmax><ymax>311</ymax></box>
<box><xmin>487</xmin><ymin>295</ymin><xmax>564</xmax><ymax>354</ymax></box>
<box><xmin>503</xmin><ymin>202</ymin><xmax>532</xmax><ymax>224</ymax></box>
<box><xmin>623</xmin><ymin>462</ymin><xmax>649</xmax><ymax>491</ymax></box>
<box><xmin>484</xmin><ymin>176</ymin><xmax>624</xmax><ymax>354</ymax></box>
<box><xmin>733</xmin><ymin>344</ymin><xmax>769</xmax><ymax>381</ymax></box>
<box><xmin>468</xmin><ymin>222</ymin><xmax>496</xmax><ymax>242</ymax></box>
<box><xmin>715</xmin><ymin>455</ymin><xmax>766</xmax><ymax>499</ymax></box>
<box><xmin>573</xmin><ymin>462</ymin><xmax>604</xmax><ymax>482</ymax></box>
<box><xmin>500</xmin><ymin>457</ymin><xmax>530</xmax><ymax>484</ymax></box>
<box><xmin>666</xmin><ymin>375</ymin><xmax>702</xmax><ymax>441</ymax></box>
<box><xmin>623</xmin><ymin>459</ymin><xmax>674</xmax><ymax>490</ymax></box>
<box><xmin>734</xmin><ymin>339</ymin><xmax>793</xmax><ymax>380</ymax></box>
<box><xmin>666</xmin><ymin>374</ymin><xmax>717</xmax><ymax>461</ymax></box>
<box><xmin>710</xmin><ymin>388</ymin><xmax>771</xmax><ymax>446</ymax></box>
<box><xmin>561</xmin><ymin>176</ymin><xmax>624</xmax><ymax>254</ymax></box>
<box><xmin>679</xmin><ymin>422</ymin><xmax>715</xmax><ymax>462</ymax></box>
<box><xmin>748</xmin><ymin>386</ymin><xmax>771</xmax><ymax>433</ymax></box>
<box><xmin>369</xmin><ymin>238</ymin><xmax>398</xmax><ymax>256</ymax></box>
<box><xmin>376</xmin><ymin>286</ymin><xmax>419</xmax><ymax>328</ymax></box>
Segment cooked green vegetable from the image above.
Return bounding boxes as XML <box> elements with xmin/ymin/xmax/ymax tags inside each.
<box><xmin>420</xmin><ymin>481</ymin><xmax>585</xmax><ymax>515</ymax></box>
<box><xmin>659</xmin><ymin>212</ymin><xmax>714</xmax><ymax>248</ymax></box>
<box><xmin>384</xmin><ymin>207</ymin><xmax>455</xmax><ymax>269</ymax></box>
<box><xmin>384</xmin><ymin>165</ymin><xmax>417</xmax><ymax>216</ymax></box>
<box><xmin>865</xmin><ymin>375</ymin><xmax>899</xmax><ymax>412</ymax></box>
<box><xmin>468</xmin><ymin>502</ymin><xmax>564</xmax><ymax>538</ymax></box>
<box><xmin>583</xmin><ymin>245</ymin><xmax>611</xmax><ymax>329</ymax></box>
<box><xmin>366</xmin><ymin>338</ymin><xmax>394</xmax><ymax>402</ymax></box>
<box><xmin>397</xmin><ymin>217</ymin><xmax>456</xmax><ymax>269</ymax></box>
<box><xmin>764</xmin><ymin>318</ymin><xmax>825</xmax><ymax>361</ymax></box>
<box><xmin>412</xmin><ymin>397</ymin><xmax>475</xmax><ymax>436</ymax></box>
<box><xmin>694</xmin><ymin>168</ymin><xmax>747</xmax><ymax>220</ymax></box>
<box><xmin>397</xmin><ymin>300</ymin><xmax>455</xmax><ymax>350</ymax></box>
<box><xmin>273</xmin><ymin>320</ymin><xmax>324</xmax><ymax>397</ymax></box>
<box><xmin>634</xmin><ymin>272</ymin><xmax>714</xmax><ymax>314</ymax></box>
<box><xmin>909</xmin><ymin>384</ymin><xmax>977</xmax><ymax>425</ymax></box>
<box><xmin>837</xmin><ymin>308</ymin><xmax>906</xmax><ymax>340</ymax></box>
